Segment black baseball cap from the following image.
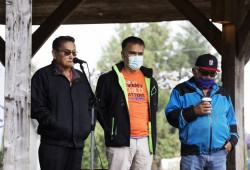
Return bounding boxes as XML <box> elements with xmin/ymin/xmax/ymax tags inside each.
<box><xmin>195</xmin><ymin>54</ymin><xmax>220</xmax><ymax>72</ymax></box>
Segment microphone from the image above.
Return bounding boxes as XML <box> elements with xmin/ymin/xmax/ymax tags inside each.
<box><xmin>73</xmin><ymin>57</ymin><xmax>87</xmax><ymax>64</ymax></box>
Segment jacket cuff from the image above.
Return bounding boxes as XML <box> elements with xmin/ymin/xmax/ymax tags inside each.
<box><xmin>229</xmin><ymin>134</ymin><xmax>238</xmax><ymax>148</ymax></box>
<box><xmin>182</xmin><ymin>106</ymin><xmax>197</xmax><ymax>122</ymax></box>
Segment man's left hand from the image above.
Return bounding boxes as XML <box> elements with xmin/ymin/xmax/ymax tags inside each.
<box><xmin>224</xmin><ymin>141</ymin><xmax>232</xmax><ymax>153</ymax></box>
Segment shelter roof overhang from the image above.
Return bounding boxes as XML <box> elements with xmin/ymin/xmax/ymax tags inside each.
<box><xmin>0</xmin><ymin>0</ymin><xmax>250</xmax><ymax>65</ymax></box>
<box><xmin>2</xmin><ymin>0</ymin><xmax>250</xmax><ymax>25</ymax></box>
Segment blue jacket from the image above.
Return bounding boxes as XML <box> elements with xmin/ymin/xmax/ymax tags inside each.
<box><xmin>165</xmin><ymin>77</ymin><xmax>239</xmax><ymax>155</ymax></box>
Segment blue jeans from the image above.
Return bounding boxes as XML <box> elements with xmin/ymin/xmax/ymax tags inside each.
<box><xmin>180</xmin><ymin>150</ymin><xmax>228</xmax><ymax>170</ymax></box>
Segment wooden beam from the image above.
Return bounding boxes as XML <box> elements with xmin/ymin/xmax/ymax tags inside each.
<box><xmin>211</xmin><ymin>0</ymin><xmax>245</xmax><ymax>24</ymax></box>
<box><xmin>0</xmin><ymin>36</ymin><xmax>4</xmax><ymax>66</ymax></box>
<box><xmin>222</xmin><ymin>24</ymin><xmax>245</xmax><ymax>170</ymax></box>
<box><xmin>243</xmin><ymin>35</ymin><xmax>250</xmax><ymax>64</ymax></box>
<box><xmin>237</xmin><ymin>10</ymin><xmax>250</xmax><ymax>63</ymax></box>
<box><xmin>32</xmin><ymin>0</ymin><xmax>86</xmax><ymax>56</ymax></box>
<box><xmin>4</xmin><ymin>0</ymin><xmax>31</xmax><ymax>169</ymax></box>
<box><xmin>168</xmin><ymin>0</ymin><xmax>222</xmax><ymax>55</ymax></box>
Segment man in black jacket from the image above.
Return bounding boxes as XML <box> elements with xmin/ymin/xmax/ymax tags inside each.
<box><xmin>31</xmin><ymin>36</ymin><xmax>92</xmax><ymax>170</ymax></box>
<box><xmin>96</xmin><ymin>36</ymin><xmax>158</xmax><ymax>170</ymax></box>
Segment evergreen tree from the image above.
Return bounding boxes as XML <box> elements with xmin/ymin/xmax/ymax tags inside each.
<box><xmin>168</xmin><ymin>21</ymin><xmax>215</xmax><ymax>71</ymax></box>
<box><xmin>97</xmin><ymin>23</ymin><xmax>173</xmax><ymax>77</ymax></box>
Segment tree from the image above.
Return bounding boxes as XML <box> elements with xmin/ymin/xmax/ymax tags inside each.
<box><xmin>168</xmin><ymin>21</ymin><xmax>216</xmax><ymax>71</ymax></box>
<box><xmin>97</xmin><ymin>23</ymin><xmax>173</xmax><ymax>78</ymax></box>
<box><xmin>97</xmin><ymin>24</ymin><xmax>135</xmax><ymax>72</ymax></box>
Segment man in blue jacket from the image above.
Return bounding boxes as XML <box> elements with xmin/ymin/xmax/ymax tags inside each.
<box><xmin>165</xmin><ymin>54</ymin><xmax>239</xmax><ymax>170</ymax></box>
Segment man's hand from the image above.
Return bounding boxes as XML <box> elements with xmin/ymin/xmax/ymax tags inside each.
<box><xmin>194</xmin><ymin>101</ymin><xmax>212</xmax><ymax>115</ymax></box>
<box><xmin>224</xmin><ymin>141</ymin><xmax>232</xmax><ymax>153</ymax></box>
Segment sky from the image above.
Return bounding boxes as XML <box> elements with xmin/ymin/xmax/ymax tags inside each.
<box><xmin>31</xmin><ymin>24</ymin><xmax>118</xmax><ymax>71</ymax></box>
<box><xmin>0</xmin><ymin>23</ymin><xmax>250</xmax><ymax>134</ymax></box>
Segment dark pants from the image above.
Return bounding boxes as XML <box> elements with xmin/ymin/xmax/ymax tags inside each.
<box><xmin>38</xmin><ymin>143</ymin><xmax>83</xmax><ymax>170</ymax></box>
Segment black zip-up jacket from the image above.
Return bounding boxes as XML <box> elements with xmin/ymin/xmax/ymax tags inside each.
<box><xmin>96</xmin><ymin>61</ymin><xmax>158</xmax><ymax>154</ymax></box>
<box><xmin>31</xmin><ymin>60</ymin><xmax>92</xmax><ymax>148</ymax></box>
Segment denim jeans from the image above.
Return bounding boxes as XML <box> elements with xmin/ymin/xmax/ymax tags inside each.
<box><xmin>180</xmin><ymin>150</ymin><xmax>228</xmax><ymax>170</ymax></box>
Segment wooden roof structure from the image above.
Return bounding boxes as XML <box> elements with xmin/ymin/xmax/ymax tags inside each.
<box><xmin>0</xmin><ymin>0</ymin><xmax>250</xmax><ymax>169</ymax></box>
<box><xmin>0</xmin><ymin>0</ymin><xmax>249</xmax><ymax>63</ymax></box>
<box><xmin>0</xmin><ymin>0</ymin><xmax>217</xmax><ymax>24</ymax></box>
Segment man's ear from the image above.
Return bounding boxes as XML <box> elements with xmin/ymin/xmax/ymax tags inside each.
<box><xmin>192</xmin><ymin>68</ymin><xmax>198</xmax><ymax>78</ymax></box>
<box><xmin>52</xmin><ymin>49</ymin><xmax>57</xmax><ymax>59</ymax></box>
<box><xmin>121</xmin><ymin>51</ymin><xmax>124</xmax><ymax>60</ymax></box>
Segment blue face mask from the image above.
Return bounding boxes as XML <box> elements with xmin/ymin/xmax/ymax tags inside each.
<box><xmin>127</xmin><ymin>56</ymin><xmax>143</xmax><ymax>70</ymax></box>
<box><xmin>197</xmin><ymin>77</ymin><xmax>215</xmax><ymax>89</ymax></box>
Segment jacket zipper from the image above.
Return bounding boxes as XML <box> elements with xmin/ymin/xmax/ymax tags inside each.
<box><xmin>186</xmin><ymin>127</ymin><xmax>189</xmax><ymax>143</ymax></box>
<box><xmin>112</xmin><ymin>66</ymin><xmax>131</xmax><ymax>141</ymax></box>
<box><xmin>206</xmin><ymin>92</ymin><xmax>212</xmax><ymax>154</ymax></box>
<box><xmin>111</xmin><ymin>117</ymin><xmax>115</xmax><ymax>140</ymax></box>
<box><xmin>209</xmin><ymin>115</ymin><xmax>212</xmax><ymax>154</ymax></box>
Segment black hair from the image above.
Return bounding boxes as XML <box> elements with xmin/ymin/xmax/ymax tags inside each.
<box><xmin>52</xmin><ymin>36</ymin><xmax>75</xmax><ymax>50</ymax></box>
<box><xmin>121</xmin><ymin>36</ymin><xmax>145</xmax><ymax>51</ymax></box>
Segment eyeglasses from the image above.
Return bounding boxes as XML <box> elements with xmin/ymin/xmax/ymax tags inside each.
<box><xmin>196</xmin><ymin>68</ymin><xmax>217</xmax><ymax>77</ymax></box>
<box><xmin>57</xmin><ymin>49</ymin><xmax>78</xmax><ymax>56</ymax></box>
<box><xmin>127</xmin><ymin>51</ymin><xmax>143</xmax><ymax>56</ymax></box>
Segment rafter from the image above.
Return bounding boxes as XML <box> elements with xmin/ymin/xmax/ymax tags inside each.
<box><xmin>32</xmin><ymin>0</ymin><xmax>86</xmax><ymax>56</ymax></box>
<box><xmin>243</xmin><ymin>35</ymin><xmax>250</xmax><ymax>64</ymax></box>
<box><xmin>0</xmin><ymin>36</ymin><xmax>4</xmax><ymax>66</ymax></box>
<box><xmin>168</xmin><ymin>0</ymin><xmax>222</xmax><ymax>55</ymax></box>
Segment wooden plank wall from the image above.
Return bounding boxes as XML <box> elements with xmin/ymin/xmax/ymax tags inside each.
<box><xmin>3</xmin><ymin>0</ymin><xmax>31</xmax><ymax>169</ymax></box>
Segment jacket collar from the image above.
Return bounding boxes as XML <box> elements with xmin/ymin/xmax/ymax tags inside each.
<box><xmin>51</xmin><ymin>59</ymin><xmax>81</xmax><ymax>80</ymax></box>
<box><xmin>186</xmin><ymin>76</ymin><xmax>219</xmax><ymax>96</ymax></box>
<box><xmin>52</xmin><ymin>59</ymin><xmax>64</xmax><ymax>76</ymax></box>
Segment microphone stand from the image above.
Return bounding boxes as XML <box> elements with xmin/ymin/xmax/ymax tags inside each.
<box><xmin>78</xmin><ymin>63</ymin><xmax>96</xmax><ymax>170</ymax></box>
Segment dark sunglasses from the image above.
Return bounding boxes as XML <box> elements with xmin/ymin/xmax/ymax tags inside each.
<box><xmin>57</xmin><ymin>50</ymin><xmax>78</xmax><ymax>56</ymax></box>
<box><xmin>196</xmin><ymin>68</ymin><xmax>217</xmax><ymax>77</ymax></box>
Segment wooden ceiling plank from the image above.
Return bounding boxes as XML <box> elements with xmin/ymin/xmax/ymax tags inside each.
<box><xmin>0</xmin><ymin>36</ymin><xmax>5</xmax><ymax>66</ymax></box>
<box><xmin>168</xmin><ymin>0</ymin><xmax>222</xmax><ymax>55</ymax></box>
<box><xmin>32</xmin><ymin>0</ymin><xmax>86</xmax><ymax>56</ymax></box>
<box><xmin>29</xmin><ymin>1</ymin><xmax>212</xmax><ymax>25</ymax></box>
<box><xmin>237</xmin><ymin>10</ymin><xmax>250</xmax><ymax>63</ymax></box>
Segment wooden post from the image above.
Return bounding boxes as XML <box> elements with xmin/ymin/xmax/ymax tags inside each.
<box><xmin>222</xmin><ymin>24</ymin><xmax>245</xmax><ymax>170</ymax></box>
<box><xmin>4</xmin><ymin>0</ymin><xmax>31</xmax><ymax>169</ymax></box>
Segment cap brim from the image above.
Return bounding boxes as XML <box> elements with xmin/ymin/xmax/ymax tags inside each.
<box><xmin>198</xmin><ymin>66</ymin><xmax>220</xmax><ymax>72</ymax></box>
